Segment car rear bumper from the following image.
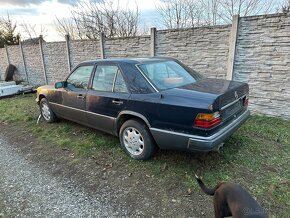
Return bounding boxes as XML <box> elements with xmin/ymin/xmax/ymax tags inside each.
<box><xmin>150</xmin><ymin>109</ymin><xmax>250</xmax><ymax>152</ymax></box>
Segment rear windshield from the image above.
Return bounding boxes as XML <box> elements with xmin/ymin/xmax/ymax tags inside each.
<box><xmin>138</xmin><ymin>60</ymin><xmax>202</xmax><ymax>90</ymax></box>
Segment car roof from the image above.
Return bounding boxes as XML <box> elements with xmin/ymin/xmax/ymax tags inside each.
<box><xmin>80</xmin><ymin>57</ymin><xmax>176</xmax><ymax>65</ymax></box>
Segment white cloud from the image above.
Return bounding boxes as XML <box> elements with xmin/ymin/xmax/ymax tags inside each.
<box><xmin>0</xmin><ymin>0</ymin><xmax>48</xmax><ymax>6</ymax></box>
<box><xmin>2</xmin><ymin>0</ymin><xmax>162</xmax><ymax>41</ymax></box>
<box><xmin>37</xmin><ymin>1</ymin><xmax>72</xmax><ymax>18</ymax></box>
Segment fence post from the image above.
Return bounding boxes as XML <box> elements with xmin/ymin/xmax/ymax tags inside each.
<box><xmin>4</xmin><ymin>44</ymin><xmax>10</xmax><ymax>65</ymax></box>
<box><xmin>150</xmin><ymin>27</ymin><xmax>156</xmax><ymax>57</ymax></box>
<box><xmin>100</xmin><ymin>32</ymin><xmax>105</xmax><ymax>59</ymax></box>
<box><xmin>19</xmin><ymin>40</ymin><xmax>29</xmax><ymax>83</ymax></box>
<box><xmin>226</xmin><ymin>15</ymin><xmax>239</xmax><ymax>80</ymax></box>
<box><xmin>65</xmin><ymin>34</ymin><xmax>71</xmax><ymax>72</ymax></box>
<box><xmin>39</xmin><ymin>35</ymin><xmax>48</xmax><ymax>85</ymax></box>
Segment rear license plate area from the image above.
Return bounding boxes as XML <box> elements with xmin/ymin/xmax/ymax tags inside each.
<box><xmin>221</xmin><ymin>100</ymin><xmax>242</xmax><ymax>120</ymax></box>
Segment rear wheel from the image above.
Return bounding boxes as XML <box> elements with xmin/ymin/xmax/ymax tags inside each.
<box><xmin>39</xmin><ymin>98</ymin><xmax>57</xmax><ymax>123</ymax></box>
<box><xmin>119</xmin><ymin>119</ymin><xmax>157</xmax><ymax>160</ymax></box>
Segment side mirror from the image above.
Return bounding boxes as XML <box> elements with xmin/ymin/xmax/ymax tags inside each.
<box><xmin>55</xmin><ymin>81</ymin><xmax>66</xmax><ymax>89</ymax></box>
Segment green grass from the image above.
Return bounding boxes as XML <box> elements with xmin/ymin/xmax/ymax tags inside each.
<box><xmin>0</xmin><ymin>93</ymin><xmax>289</xmax><ymax>217</ymax></box>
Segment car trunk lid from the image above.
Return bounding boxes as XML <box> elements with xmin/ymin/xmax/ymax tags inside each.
<box><xmin>178</xmin><ymin>78</ymin><xmax>249</xmax><ymax>121</ymax></box>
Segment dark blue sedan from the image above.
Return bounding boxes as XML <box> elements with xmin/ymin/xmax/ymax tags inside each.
<box><xmin>36</xmin><ymin>57</ymin><xmax>250</xmax><ymax>160</ymax></box>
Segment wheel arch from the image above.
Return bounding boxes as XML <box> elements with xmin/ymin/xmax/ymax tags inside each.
<box><xmin>39</xmin><ymin>94</ymin><xmax>46</xmax><ymax>100</ymax></box>
<box><xmin>115</xmin><ymin>111</ymin><xmax>151</xmax><ymax>136</ymax></box>
<box><xmin>37</xmin><ymin>93</ymin><xmax>47</xmax><ymax>105</ymax></box>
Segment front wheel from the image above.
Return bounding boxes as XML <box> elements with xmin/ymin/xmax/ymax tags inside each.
<box><xmin>119</xmin><ymin>119</ymin><xmax>157</xmax><ymax>160</ymax></box>
<box><xmin>39</xmin><ymin>98</ymin><xmax>57</xmax><ymax>123</ymax></box>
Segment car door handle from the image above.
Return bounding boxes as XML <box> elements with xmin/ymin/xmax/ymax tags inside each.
<box><xmin>112</xmin><ymin>99</ymin><xmax>123</xmax><ymax>105</ymax></box>
<box><xmin>77</xmin><ymin>94</ymin><xmax>86</xmax><ymax>100</ymax></box>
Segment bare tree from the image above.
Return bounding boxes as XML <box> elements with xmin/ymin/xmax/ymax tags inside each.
<box><xmin>157</xmin><ymin>0</ymin><xmax>277</xmax><ymax>28</ymax></box>
<box><xmin>157</xmin><ymin>0</ymin><xmax>203</xmax><ymax>29</ymax></box>
<box><xmin>218</xmin><ymin>0</ymin><xmax>276</xmax><ymax>23</ymax></box>
<box><xmin>115</xmin><ymin>6</ymin><xmax>139</xmax><ymax>37</ymax></box>
<box><xmin>55</xmin><ymin>0</ymin><xmax>139</xmax><ymax>39</ymax></box>
<box><xmin>201</xmin><ymin>0</ymin><xmax>221</xmax><ymax>25</ymax></box>
<box><xmin>156</xmin><ymin>0</ymin><xmax>225</xmax><ymax>27</ymax></box>
<box><xmin>20</xmin><ymin>21</ymin><xmax>47</xmax><ymax>42</ymax></box>
<box><xmin>54</xmin><ymin>17</ymin><xmax>82</xmax><ymax>40</ymax></box>
<box><xmin>280</xmin><ymin>0</ymin><xmax>290</xmax><ymax>12</ymax></box>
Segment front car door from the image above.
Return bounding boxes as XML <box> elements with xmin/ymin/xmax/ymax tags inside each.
<box><xmin>86</xmin><ymin>64</ymin><xmax>130</xmax><ymax>134</ymax></box>
<box><xmin>54</xmin><ymin>64</ymin><xmax>94</xmax><ymax>124</ymax></box>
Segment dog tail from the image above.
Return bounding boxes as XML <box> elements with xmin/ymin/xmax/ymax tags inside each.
<box><xmin>195</xmin><ymin>174</ymin><xmax>220</xmax><ymax>196</ymax></box>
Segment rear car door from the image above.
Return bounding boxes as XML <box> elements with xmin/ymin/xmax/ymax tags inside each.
<box><xmin>57</xmin><ymin>64</ymin><xmax>94</xmax><ymax>124</ymax></box>
<box><xmin>86</xmin><ymin>64</ymin><xmax>130</xmax><ymax>134</ymax></box>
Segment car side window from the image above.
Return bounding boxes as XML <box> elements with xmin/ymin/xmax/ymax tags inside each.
<box><xmin>67</xmin><ymin>65</ymin><xmax>94</xmax><ymax>90</ymax></box>
<box><xmin>114</xmin><ymin>70</ymin><xmax>128</xmax><ymax>93</ymax></box>
<box><xmin>92</xmin><ymin>65</ymin><xmax>128</xmax><ymax>93</ymax></box>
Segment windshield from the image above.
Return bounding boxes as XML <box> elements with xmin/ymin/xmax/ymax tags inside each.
<box><xmin>138</xmin><ymin>60</ymin><xmax>202</xmax><ymax>90</ymax></box>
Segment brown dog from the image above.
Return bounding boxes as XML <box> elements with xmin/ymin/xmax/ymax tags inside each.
<box><xmin>195</xmin><ymin>175</ymin><xmax>268</xmax><ymax>218</ymax></box>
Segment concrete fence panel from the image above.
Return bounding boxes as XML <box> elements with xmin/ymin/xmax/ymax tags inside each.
<box><xmin>155</xmin><ymin>25</ymin><xmax>231</xmax><ymax>79</ymax></box>
<box><xmin>0</xmin><ymin>12</ymin><xmax>290</xmax><ymax>119</ymax></box>
<box><xmin>104</xmin><ymin>36</ymin><xmax>151</xmax><ymax>59</ymax></box>
<box><xmin>43</xmin><ymin>41</ymin><xmax>70</xmax><ymax>84</ymax></box>
<box><xmin>22</xmin><ymin>44</ymin><xmax>44</xmax><ymax>86</ymax></box>
<box><xmin>234</xmin><ymin>14</ymin><xmax>290</xmax><ymax>118</ymax></box>
<box><xmin>6</xmin><ymin>45</ymin><xmax>26</xmax><ymax>82</ymax></box>
<box><xmin>0</xmin><ymin>48</ymin><xmax>8</xmax><ymax>80</ymax></box>
<box><xmin>69</xmin><ymin>39</ymin><xmax>101</xmax><ymax>69</ymax></box>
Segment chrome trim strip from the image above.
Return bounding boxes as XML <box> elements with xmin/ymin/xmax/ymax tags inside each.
<box><xmin>150</xmin><ymin>109</ymin><xmax>250</xmax><ymax>141</ymax></box>
<box><xmin>87</xmin><ymin>110</ymin><xmax>116</xmax><ymax>120</ymax></box>
<box><xmin>220</xmin><ymin>94</ymin><xmax>247</xmax><ymax>111</ymax></box>
<box><xmin>135</xmin><ymin>64</ymin><xmax>159</xmax><ymax>93</ymax></box>
<box><xmin>49</xmin><ymin>102</ymin><xmax>116</xmax><ymax>120</ymax></box>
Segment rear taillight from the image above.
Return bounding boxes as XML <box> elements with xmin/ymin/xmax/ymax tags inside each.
<box><xmin>194</xmin><ymin>112</ymin><xmax>222</xmax><ymax>129</ymax></box>
<box><xmin>244</xmin><ymin>95</ymin><xmax>249</xmax><ymax>107</ymax></box>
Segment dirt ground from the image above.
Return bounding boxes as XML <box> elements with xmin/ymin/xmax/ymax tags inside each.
<box><xmin>0</xmin><ymin>123</ymin><xmax>213</xmax><ymax>217</ymax></box>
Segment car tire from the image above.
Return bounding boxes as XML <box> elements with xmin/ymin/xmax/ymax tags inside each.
<box><xmin>119</xmin><ymin>119</ymin><xmax>157</xmax><ymax>160</ymax></box>
<box><xmin>39</xmin><ymin>98</ymin><xmax>57</xmax><ymax>123</ymax></box>
<box><xmin>4</xmin><ymin>64</ymin><xmax>16</xmax><ymax>82</ymax></box>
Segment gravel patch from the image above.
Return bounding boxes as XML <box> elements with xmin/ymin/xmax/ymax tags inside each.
<box><xmin>0</xmin><ymin>136</ymin><xmax>126</xmax><ymax>217</ymax></box>
<box><xmin>0</xmin><ymin>123</ymin><xmax>213</xmax><ymax>218</ymax></box>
